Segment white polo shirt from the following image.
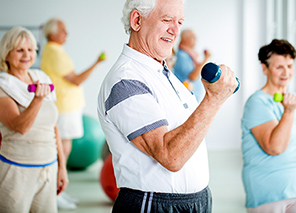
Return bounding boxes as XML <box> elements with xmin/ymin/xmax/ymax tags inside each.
<box><xmin>97</xmin><ymin>44</ymin><xmax>209</xmax><ymax>193</ymax></box>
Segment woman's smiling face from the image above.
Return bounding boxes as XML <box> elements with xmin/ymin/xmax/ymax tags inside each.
<box><xmin>5</xmin><ymin>38</ymin><xmax>36</xmax><ymax>72</ymax></box>
<box><xmin>264</xmin><ymin>54</ymin><xmax>295</xmax><ymax>89</ymax></box>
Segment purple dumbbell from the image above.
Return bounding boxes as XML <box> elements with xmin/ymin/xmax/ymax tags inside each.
<box><xmin>27</xmin><ymin>84</ymin><xmax>54</xmax><ymax>92</ymax></box>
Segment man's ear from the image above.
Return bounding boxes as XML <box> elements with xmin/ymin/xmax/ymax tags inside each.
<box><xmin>130</xmin><ymin>10</ymin><xmax>142</xmax><ymax>32</ymax></box>
<box><xmin>48</xmin><ymin>33</ymin><xmax>55</xmax><ymax>42</ymax></box>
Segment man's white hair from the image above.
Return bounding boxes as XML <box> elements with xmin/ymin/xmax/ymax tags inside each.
<box><xmin>121</xmin><ymin>0</ymin><xmax>185</xmax><ymax>35</ymax></box>
<box><xmin>43</xmin><ymin>18</ymin><xmax>62</xmax><ymax>40</ymax></box>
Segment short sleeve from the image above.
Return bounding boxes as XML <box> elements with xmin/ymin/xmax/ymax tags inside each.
<box><xmin>242</xmin><ymin>93</ymin><xmax>278</xmax><ymax>130</ymax></box>
<box><xmin>43</xmin><ymin>46</ymin><xmax>74</xmax><ymax>77</ymax></box>
<box><xmin>0</xmin><ymin>88</ymin><xmax>8</xmax><ymax>98</ymax></box>
<box><xmin>105</xmin><ymin>79</ymin><xmax>168</xmax><ymax>141</ymax></box>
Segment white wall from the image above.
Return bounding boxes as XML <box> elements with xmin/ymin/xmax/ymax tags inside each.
<box><xmin>183</xmin><ymin>0</ymin><xmax>248</xmax><ymax>150</ymax></box>
<box><xmin>0</xmin><ymin>0</ymin><xmax>129</xmax><ymax>116</ymax></box>
<box><xmin>0</xmin><ymin>0</ymin><xmax>267</xmax><ymax>150</ymax></box>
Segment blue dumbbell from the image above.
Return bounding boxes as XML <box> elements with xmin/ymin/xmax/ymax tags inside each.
<box><xmin>201</xmin><ymin>62</ymin><xmax>240</xmax><ymax>93</ymax></box>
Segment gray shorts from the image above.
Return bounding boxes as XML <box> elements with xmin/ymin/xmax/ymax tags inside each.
<box><xmin>112</xmin><ymin>186</ymin><xmax>212</xmax><ymax>213</ymax></box>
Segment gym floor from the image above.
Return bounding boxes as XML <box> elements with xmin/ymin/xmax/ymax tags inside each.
<box><xmin>60</xmin><ymin>150</ymin><xmax>246</xmax><ymax>213</ymax></box>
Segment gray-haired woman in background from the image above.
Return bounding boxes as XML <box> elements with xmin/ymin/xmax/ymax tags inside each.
<box><xmin>241</xmin><ymin>39</ymin><xmax>296</xmax><ymax>213</ymax></box>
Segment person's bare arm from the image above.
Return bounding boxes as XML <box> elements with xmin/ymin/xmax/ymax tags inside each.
<box><xmin>0</xmin><ymin>82</ymin><xmax>51</xmax><ymax>134</ymax></box>
<box><xmin>251</xmin><ymin>93</ymin><xmax>296</xmax><ymax>155</ymax></box>
<box><xmin>55</xmin><ymin>125</ymin><xmax>69</xmax><ymax>195</ymax></box>
<box><xmin>188</xmin><ymin>50</ymin><xmax>211</xmax><ymax>81</ymax></box>
<box><xmin>132</xmin><ymin>64</ymin><xmax>238</xmax><ymax>172</ymax></box>
<box><xmin>64</xmin><ymin>53</ymin><xmax>106</xmax><ymax>86</ymax></box>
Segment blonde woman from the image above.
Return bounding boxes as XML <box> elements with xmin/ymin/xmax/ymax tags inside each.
<box><xmin>0</xmin><ymin>26</ymin><xmax>68</xmax><ymax>213</ymax></box>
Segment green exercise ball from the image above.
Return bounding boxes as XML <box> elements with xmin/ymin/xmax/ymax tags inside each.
<box><xmin>67</xmin><ymin>115</ymin><xmax>105</xmax><ymax>170</ymax></box>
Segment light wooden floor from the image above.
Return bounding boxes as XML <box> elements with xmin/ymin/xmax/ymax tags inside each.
<box><xmin>59</xmin><ymin>150</ymin><xmax>246</xmax><ymax>213</ymax></box>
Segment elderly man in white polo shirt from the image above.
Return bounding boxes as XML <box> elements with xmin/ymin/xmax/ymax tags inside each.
<box><xmin>97</xmin><ymin>0</ymin><xmax>238</xmax><ymax>212</ymax></box>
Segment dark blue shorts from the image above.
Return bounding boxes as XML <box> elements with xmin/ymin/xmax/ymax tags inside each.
<box><xmin>112</xmin><ymin>186</ymin><xmax>212</xmax><ymax>213</ymax></box>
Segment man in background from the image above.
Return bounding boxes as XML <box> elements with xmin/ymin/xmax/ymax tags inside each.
<box><xmin>41</xmin><ymin>18</ymin><xmax>106</xmax><ymax>210</ymax></box>
<box><xmin>174</xmin><ymin>29</ymin><xmax>211</xmax><ymax>103</ymax></box>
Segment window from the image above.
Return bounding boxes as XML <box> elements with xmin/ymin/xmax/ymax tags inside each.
<box><xmin>266</xmin><ymin>0</ymin><xmax>296</xmax><ymax>47</ymax></box>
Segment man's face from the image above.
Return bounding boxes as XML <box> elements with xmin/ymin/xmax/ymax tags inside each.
<box><xmin>187</xmin><ymin>31</ymin><xmax>196</xmax><ymax>48</ymax></box>
<box><xmin>137</xmin><ymin>0</ymin><xmax>184</xmax><ymax>62</ymax></box>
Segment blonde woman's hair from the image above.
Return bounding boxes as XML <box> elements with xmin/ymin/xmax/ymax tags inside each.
<box><xmin>0</xmin><ymin>26</ymin><xmax>37</xmax><ymax>72</ymax></box>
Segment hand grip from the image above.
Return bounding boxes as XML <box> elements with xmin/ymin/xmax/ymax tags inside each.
<box><xmin>27</xmin><ymin>84</ymin><xmax>54</xmax><ymax>92</ymax></box>
<box><xmin>201</xmin><ymin>62</ymin><xmax>240</xmax><ymax>94</ymax></box>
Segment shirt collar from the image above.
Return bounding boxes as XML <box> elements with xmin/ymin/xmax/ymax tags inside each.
<box><xmin>122</xmin><ymin>44</ymin><xmax>165</xmax><ymax>74</ymax></box>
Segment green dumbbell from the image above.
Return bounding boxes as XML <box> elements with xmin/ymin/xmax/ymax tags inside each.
<box><xmin>273</xmin><ymin>92</ymin><xmax>283</xmax><ymax>102</ymax></box>
<box><xmin>99</xmin><ymin>53</ymin><xmax>106</xmax><ymax>60</ymax></box>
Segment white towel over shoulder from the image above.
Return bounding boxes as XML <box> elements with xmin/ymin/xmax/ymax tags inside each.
<box><xmin>0</xmin><ymin>69</ymin><xmax>56</xmax><ymax>107</ymax></box>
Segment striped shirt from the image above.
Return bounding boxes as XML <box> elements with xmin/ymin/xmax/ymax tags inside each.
<box><xmin>97</xmin><ymin>44</ymin><xmax>209</xmax><ymax>193</ymax></box>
